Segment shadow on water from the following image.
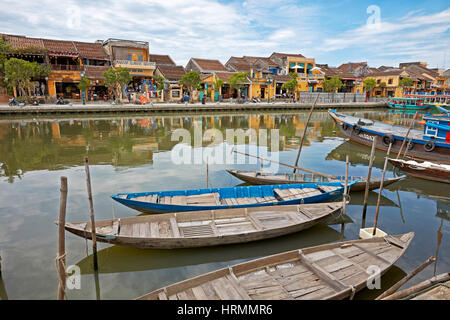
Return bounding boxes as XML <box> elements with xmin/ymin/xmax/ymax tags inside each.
<box><xmin>76</xmin><ymin>224</ymin><xmax>341</xmax><ymax>275</ymax></box>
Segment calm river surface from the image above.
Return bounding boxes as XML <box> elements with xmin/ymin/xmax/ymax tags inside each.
<box><xmin>0</xmin><ymin>108</ymin><xmax>448</xmax><ymax>300</ymax></box>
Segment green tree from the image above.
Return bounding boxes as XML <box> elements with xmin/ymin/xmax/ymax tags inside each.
<box><xmin>363</xmin><ymin>78</ymin><xmax>377</xmax><ymax>100</ymax></box>
<box><xmin>378</xmin><ymin>81</ymin><xmax>387</xmax><ymax>97</ymax></box>
<box><xmin>229</xmin><ymin>72</ymin><xmax>248</xmax><ymax>101</ymax></box>
<box><xmin>281</xmin><ymin>79</ymin><xmax>298</xmax><ymax>102</ymax></box>
<box><xmin>323</xmin><ymin>76</ymin><xmax>343</xmax><ymax>93</ymax></box>
<box><xmin>4</xmin><ymin>58</ymin><xmax>49</xmax><ymax>100</ymax></box>
<box><xmin>103</xmin><ymin>67</ymin><xmax>132</xmax><ymax>104</ymax></box>
<box><xmin>154</xmin><ymin>75</ymin><xmax>165</xmax><ymax>91</ymax></box>
<box><xmin>0</xmin><ymin>37</ymin><xmax>12</xmax><ymax>88</ymax></box>
<box><xmin>77</xmin><ymin>77</ymin><xmax>91</xmax><ymax>97</ymax></box>
<box><xmin>399</xmin><ymin>77</ymin><xmax>414</xmax><ymax>95</ymax></box>
<box><xmin>180</xmin><ymin>71</ymin><xmax>201</xmax><ymax>102</ymax></box>
<box><xmin>213</xmin><ymin>78</ymin><xmax>224</xmax><ymax>94</ymax></box>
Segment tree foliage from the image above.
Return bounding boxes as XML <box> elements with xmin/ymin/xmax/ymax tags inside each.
<box><xmin>103</xmin><ymin>67</ymin><xmax>132</xmax><ymax>103</ymax></box>
<box><xmin>154</xmin><ymin>75</ymin><xmax>165</xmax><ymax>91</ymax></box>
<box><xmin>323</xmin><ymin>76</ymin><xmax>343</xmax><ymax>93</ymax></box>
<box><xmin>229</xmin><ymin>72</ymin><xmax>248</xmax><ymax>95</ymax></box>
<box><xmin>4</xmin><ymin>58</ymin><xmax>50</xmax><ymax>100</ymax></box>
<box><xmin>180</xmin><ymin>71</ymin><xmax>201</xmax><ymax>96</ymax></box>
<box><xmin>363</xmin><ymin>78</ymin><xmax>377</xmax><ymax>93</ymax></box>
<box><xmin>77</xmin><ymin>77</ymin><xmax>91</xmax><ymax>92</ymax></box>
<box><xmin>213</xmin><ymin>78</ymin><xmax>224</xmax><ymax>92</ymax></box>
<box><xmin>399</xmin><ymin>77</ymin><xmax>414</xmax><ymax>88</ymax></box>
<box><xmin>0</xmin><ymin>37</ymin><xmax>12</xmax><ymax>87</ymax></box>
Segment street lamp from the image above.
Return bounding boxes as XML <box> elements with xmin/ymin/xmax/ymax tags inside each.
<box><xmin>80</xmin><ymin>70</ymin><xmax>86</xmax><ymax>105</ymax></box>
<box><xmin>266</xmin><ymin>77</ymin><xmax>273</xmax><ymax>103</ymax></box>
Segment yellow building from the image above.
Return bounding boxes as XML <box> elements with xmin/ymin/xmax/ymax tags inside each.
<box><xmin>367</xmin><ymin>69</ymin><xmax>417</xmax><ymax>97</ymax></box>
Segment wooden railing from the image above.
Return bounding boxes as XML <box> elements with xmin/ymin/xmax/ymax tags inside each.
<box><xmin>51</xmin><ymin>64</ymin><xmax>82</xmax><ymax>71</ymax></box>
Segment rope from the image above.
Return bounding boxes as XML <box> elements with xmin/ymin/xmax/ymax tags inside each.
<box><xmin>55</xmin><ymin>252</ymin><xmax>68</xmax><ymax>300</ymax></box>
<box><xmin>349</xmin><ymin>286</ymin><xmax>356</xmax><ymax>300</ymax></box>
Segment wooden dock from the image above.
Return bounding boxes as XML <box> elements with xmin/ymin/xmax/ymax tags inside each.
<box><xmin>0</xmin><ymin>101</ymin><xmax>386</xmax><ymax>116</ymax></box>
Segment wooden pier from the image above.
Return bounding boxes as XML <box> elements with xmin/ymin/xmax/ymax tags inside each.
<box><xmin>0</xmin><ymin>101</ymin><xmax>386</xmax><ymax>116</ymax></box>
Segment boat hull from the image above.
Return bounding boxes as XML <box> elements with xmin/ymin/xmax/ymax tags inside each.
<box><xmin>388</xmin><ymin>159</ymin><xmax>450</xmax><ymax>184</ymax></box>
<box><xmin>64</xmin><ymin>203</ymin><xmax>343</xmax><ymax>249</ymax></box>
<box><xmin>226</xmin><ymin>169</ymin><xmax>403</xmax><ymax>192</ymax></box>
<box><xmin>329</xmin><ymin>110</ymin><xmax>450</xmax><ymax>164</ymax></box>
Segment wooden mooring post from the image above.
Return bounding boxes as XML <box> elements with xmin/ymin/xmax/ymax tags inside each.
<box><xmin>84</xmin><ymin>157</ymin><xmax>98</xmax><ymax>271</ymax></box>
<box><xmin>372</xmin><ymin>142</ymin><xmax>392</xmax><ymax>235</ymax></box>
<box><xmin>362</xmin><ymin>136</ymin><xmax>377</xmax><ymax>227</ymax></box>
<box><xmin>57</xmin><ymin>176</ymin><xmax>68</xmax><ymax>300</ymax></box>
<box><xmin>396</xmin><ymin>112</ymin><xmax>418</xmax><ymax>159</ymax></box>
<box><xmin>340</xmin><ymin>155</ymin><xmax>350</xmax><ymax>241</ymax></box>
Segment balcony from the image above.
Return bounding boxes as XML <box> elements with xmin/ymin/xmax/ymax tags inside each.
<box><xmin>51</xmin><ymin>64</ymin><xmax>82</xmax><ymax>71</ymax></box>
<box><xmin>113</xmin><ymin>60</ymin><xmax>156</xmax><ymax>70</ymax></box>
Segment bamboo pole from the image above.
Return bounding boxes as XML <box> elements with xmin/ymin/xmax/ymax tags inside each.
<box><xmin>362</xmin><ymin>136</ymin><xmax>377</xmax><ymax>223</ymax></box>
<box><xmin>342</xmin><ymin>155</ymin><xmax>349</xmax><ymax>216</ymax></box>
<box><xmin>206</xmin><ymin>157</ymin><xmax>209</xmax><ymax>188</ymax></box>
<box><xmin>57</xmin><ymin>176</ymin><xmax>68</xmax><ymax>300</ymax></box>
<box><xmin>396</xmin><ymin>112</ymin><xmax>418</xmax><ymax>159</ymax></box>
<box><xmin>293</xmin><ymin>94</ymin><xmax>319</xmax><ymax>173</ymax></box>
<box><xmin>376</xmin><ymin>256</ymin><xmax>436</xmax><ymax>300</ymax></box>
<box><xmin>84</xmin><ymin>157</ymin><xmax>98</xmax><ymax>271</ymax></box>
<box><xmin>372</xmin><ymin>142</ymin><xmax>392</xmax><ymax>235</ymax></box>
<box><xmin>232</xmin><ymin>150</ymin><xmax>333</xmax><ymax>178</ymax></box>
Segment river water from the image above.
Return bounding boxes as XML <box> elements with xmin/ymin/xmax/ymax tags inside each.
<box><xmin>0</xmin><ymin>108</ymin><xmax>448</xmax><ymax>300</ymax></box>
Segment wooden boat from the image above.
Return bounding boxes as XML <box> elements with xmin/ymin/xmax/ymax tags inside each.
<box><xmin>382</xmin><ymin>272</ymin><xmax>450</xmax><ymax>300</ymax></box>
<box><xmin>437</xmin><ymin>105</ymin><xmax>450</xmax><ymax>115</ymax></box>
<box><xmin>112</xmin><ymin>181</ymin><xmax>355</xmax><ymax>214</ymax></box>
<box><xmin>137</xmin><ymin>232</ymin><xmax>414</xmax><ymax>300</ymax></box>
<box><xmin>387</xmin><ymin>97</ymin><xmax>430</xmax><ymax>111</ymax></box>
<box><xmin>226</xmin><ymin>169</ymin><xmax>404</xmax><ymax>192</ymax></box>
<box><xmin>64</xmin><ymin>202</ymin><xmax>344</xmax><ymax>249</ymax></box>
<box><xmin>388</xmin><ymin>158</ymin><xmax>450</xmax><ymax>184</ymax></box>
<box><xmin>329</xmin><ymin>109</ymin><xmax>450</xmax><ymax>164</ymax></box>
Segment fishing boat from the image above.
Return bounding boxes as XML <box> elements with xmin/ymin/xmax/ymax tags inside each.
<box><xmin>137</xmin><ymin>232</ymin><xmax>414</xmax><ymax>300</ymax></box>
<box><xmin>63</xmin><ymin>202</ymin><xmax>343</xmax><ymax>249</ymax></box>
<box><xmin>405</xmin><ymin>93</ymin><xmax>450</xmax><ymax>111</ymax></box>
<box><xmin>382</xmin><ymin>272</ymin><xmax>450</xmax><ymax>300</ymax></box>
<box><xmin>388</xmin><ymin>158</ymin><xmax>450</xmax><ymax>184</ymax></box>
<box><xmin>328</xmin><ymin>109</ymin><xmax>450</xmax><ymax>164</ymax></box>
<box><xmin>437</xmin><ymin>105</ymin><xmax>450</xmax><ymax>115</ymax></box>
<box><xmin>112</xmin><ymin>182</ymin><xmax>355</xmax><ymax>214</ymax></box>
<box><xmin>387</xmin><ymin>97</ymin><xmax>430</xmax><ymax>111</ymax></box>
<box><xmin>226</xmin><ymin>169</ymin><xmax>404</xmax><ymax>192</ymax></box>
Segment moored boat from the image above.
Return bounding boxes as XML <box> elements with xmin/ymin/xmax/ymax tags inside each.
<box><xmin>63</xmin><ymin>202</ymin><xmax>343</xmax><ymax>249</ymax></box>
<box><xmin>112</xmin><ymin>181</ymin><xmax>355</xmax><ymax>214</ymax></box>
<box><xmin>387</xmin><ymin>97</ymin><xmax>430</xmax><ymax>111</ymax></box>
<box><xmin>137</xmin><ymin>232</ymin><xmax>414</xmax><ymax>300</ymax></box>
<box><xmin>388</xmin><ymin>158</ymin><xmax>450</xmax><ymax>184</ymax></box>
<box><xmin>226</xmin><ymin>169</ymin><xmax>404</xmax><ymax>192</ymax></box>
<box><xmin>328</xmin><ymin>109</ymin><xmax>450</xmax><ymax>164</ymax></box>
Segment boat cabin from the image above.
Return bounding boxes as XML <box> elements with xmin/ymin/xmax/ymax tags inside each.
<box><xmin>423</xmin><ymin>114</ymin><xmax>450</xmax><ymax>143</ymax></box>
<box><xmin>389</xmin><ymin>97</ymin><xmax>425</xmax><ymax>107</ymax></box>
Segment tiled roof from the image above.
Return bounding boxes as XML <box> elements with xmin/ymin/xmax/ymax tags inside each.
<box><xmin>1</xmin><ymin>34</ymin><xmax>44</xmax><ymax>50</ymax></box>
<box><xmin>226</xmin><ymin>57</ymin><xmax>252</xmax><ymax>72</ymax></box>
<box><xmin>337</xmin><ymin>62</ymin><xmax>368</xmax><ymax>73</ymax></box>
<box><xmin>157</xmin><ymin>65</ymin><xmax>186</xmax><ymax>81</ymax></box>
<box><xmin>200</xmin><ymin>73</ymin><xmax>214</xmax><ymax>80</ymax></box>
<box><xmin>42</xmin><ymin>39</ymin><xmax>78</xmax><ymax>56</ymax></box>
<box><xmin>192</xmin><ymin>58</ymin><xmax>228</xmax><ymax>72</ymax></box>
<box><xmin>367</xmin><ymin>69</ymin><xmax>405</xmax><ymax>77</ymax></box>
<box><xmin>149</xmin><ymin>54</ymin><xmax>176</xmax><ymax>66</ymax></box>
<box><xmin>84</xmin><ymin>65</ymin><xmax>110</xmax><ymax>79</ymax></box>
<box><xmin>74</xmin><ymin>42</ymin><xmax>109</xmax><ymax>60</ymax></box>
<box><xmin>215</xmin><ymin>71</ymin><xmax>237</xmax><ymax>83</ymax></box>
<box><xmin>271</xmin><ymin>52</ymin><xmax>305</xmax><ymax>58</ymax></box>
<box><xmin>243</xmin><ymin>56</ymin><xmax>278</xmax><ymax>68</ymax></box>
<box><xmin>271</xmin><ymin>74</ymin><xmax>292</xmax><ymax>82</ymax></box>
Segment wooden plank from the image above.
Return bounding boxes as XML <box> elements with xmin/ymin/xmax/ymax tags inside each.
<box><xmin>158</xmin><ymin>221</ymin><xmax>171</xmax><ymax>238</ymax></box>
<box><xmin>150</xmin><ymin>222</ymin><xmax>160</xmax><ymax>238</ymax></box>
<box><xmin>170</xmin><ymin>217</ymin><xmax>180</xmax><ymax>238</ymax></box>
<box><xmin>226</xmin><ymin>270</ymin><xmax>251</xmax><ymax>300</ymax></box>
<box><xmin>298</xmin><ymin>250</ymin><xmax>349</xmax><ymax>292</ymax></box>
<box><xmin>158</xmin><ymin>291</ymin><xmax>168</xmax><ymax>300</ymax></box>
<box><xmin>192</xmin><ymin>286</ymin><xmax>209</xmax><ymax>300</ymax></box>
<box><xmin>353</xmin><ymin>244</ymin><xmax>393</xmax><ymax>265</ymax></box>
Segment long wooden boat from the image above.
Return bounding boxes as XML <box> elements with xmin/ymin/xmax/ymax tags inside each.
<box><xmin>329</xmin><ymin>109</ymin><xmax>450</xmax><ymax>164</ymax></box>
<box><xmin>387</xmin><ymin>97</ymin><xmax>430</xmax><ymax>111</ymax></box>
<box><xmin>382</xmin><ymin>272</ymin><xmax>450</xmax><ymax>300</ymax></box>
<box><xmin>437</xmin><ymin>105</ymin><xmax>450</xmax><ymax>115</ymax></box>
<box><xmin>226</xmin><ymin>169</ymin><xmax>404</xmax><ymax>192</ymax></box>
<box><xmin>63</xmin><ymin>202</ymin><xmax>343</xmax><ymax>249</ymax></box>
<box><xmin>388</xmin><ymin>158</ymin><xmax>450</xmax><ymax>184</ymax></box>
<box><xmin>112</xmin><ymin>181</ymin><xmax>355</xmax><ymax>214</ymax></box>
<box><xmin>137</xmin><ymin>232</ymin><xmax>414</xmax><ymax>300</ymax></box>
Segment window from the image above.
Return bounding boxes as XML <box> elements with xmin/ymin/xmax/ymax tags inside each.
<box><xmin>388</xmin><ymin>78</ymin><xmax>393</xmax><ymax>85</ymax></box>
<box><xmin>172</xmin><ymin>90</ymin><xmax>180</xmax><ymax>98</ymax></box>
<box><xmin>127</xmin><ymin>54</ymin><xmax>132</xmax><ymax>61</ymax></box>
<box><xmin>137</xmin><ymin>55</ymin><xmax>143</xmax><ymax>61</ymax></box>
<box><xmin>377</xmin><ymin>79</ymin><xmax>381</xmax><ymax>84</ymax></box>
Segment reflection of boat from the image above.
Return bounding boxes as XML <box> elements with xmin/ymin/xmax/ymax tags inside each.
<box><xmin>382</xmin><ymin>272</ymin><xmax>450</xmax><ymax>300</ymax></box>
<box><xmin>76</xmin><ymin>224</ymin><xmax>342</xmax><ymax>275</ymax></box>
<box><xmin>388</xmin><ymin>158</ymin><xmax>450</xmax><ymax>184</ymax></box>
<box><xmin>393</xmin><ymin>177</ymin><xmax>450</xmax><ymax>201</ymax></box>
<box><xmin>436</xmin><ymin>200</ymin><xmax>450</xmax><ymax>221</ymax></box>
<box><xmin>64</xmin><ymin>203</ymin><xmax>343</xmax><ymax>249</ymax></box>
<box><xmin>138</xmin><ymin>233</ymin><xmax>414</xmax><ymax>300</ymax></box>
<box><xmin>112</xmin><ymin>182</ymin><xmax>353</xmax><ymax>214</ymax></box>
<box><xmin>226</xmin><ymin>169</ymin><xmax>404</xmax><ymax>192</ymax></box>
<box><xmin>329</xmin><ymin>110</ymin><xmax>450</xmax><ymax>164</ymax></box>
<box><xmin>349</xmin><ymin>190</ymin><xmax>399</xmax><ymax>208</ymax></box>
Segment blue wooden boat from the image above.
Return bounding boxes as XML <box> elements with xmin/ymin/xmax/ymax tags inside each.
<box><xmin>437</xmin><ymin>105</ymin><xmax>450</xmax><ymax>115</ymax></box>
<box><xmin>329</xmin><ymin>109</ymin><xmax>450</xmax><ymax>164</ymax></box>
<box><xmin>111</xmin><ymin>182</ymin><xmax>356</xmax><ymax>214</ymax></box>
<box><xmin>387</xmin><ymin>97</ymin><xmax>430</xmax><ymax>111</ymax></box>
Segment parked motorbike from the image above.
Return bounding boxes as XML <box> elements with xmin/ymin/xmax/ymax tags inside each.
<box><xmin>56</xmin><ymin>97</ymin><xmax>68</xmax><ymax>105</ymax></box>
<box><xmin>9</xmin><ymin>97</ymin><xmax>26</xmax><ymax>106</ymax></box>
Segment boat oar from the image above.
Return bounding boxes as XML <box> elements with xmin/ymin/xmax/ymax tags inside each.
<box><xmin>293</xmin><ymin>94</ymin><xmax>319</xmax><ymax>173</ymax></box>
<box><xmin>377</xmin><ymin>256</ymin><xmax>436</xmax><ymax>300</ymax></box>
<box><xmin>232</xmin><ymin>149</ymin><xmax>333</xmax><ymax>178</ymax></box>
<box><xmin>396</xmin><ymin>111</ymin><xmax>418</xmax><ymax>159</ymax></box>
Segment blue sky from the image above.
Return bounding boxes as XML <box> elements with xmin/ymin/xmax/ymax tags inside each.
<box><xmin>0</xmin><ymin>0</ymin><xmax>449</xmax><ymax>69</ymax></box>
